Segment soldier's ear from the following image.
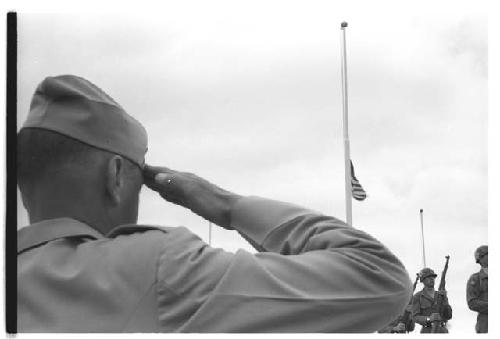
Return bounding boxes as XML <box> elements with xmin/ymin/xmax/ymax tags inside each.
<box><xmin>105</xmin><ymin>155</ymin><xmax>125</xmax><ymax>205</ymax></box>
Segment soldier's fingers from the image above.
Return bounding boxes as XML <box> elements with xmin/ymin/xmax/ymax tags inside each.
<box><xmin>144</xmin><ymin>172</ymin><xmax>176</xmax><ymax>192</ymax></box>
<box><xmin>143</xmin><ymin>164</ymin><xmax>174</xmax><ymax>180</ymax></box>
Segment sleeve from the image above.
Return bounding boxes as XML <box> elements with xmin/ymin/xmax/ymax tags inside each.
<box><xmin>156</xmin><ymin>196</ymin><xmax>412</xmax><ymax>333</ymax></box>
<box><xmin>466</xmin><ymin>275</ymin><xmax>488</xmax><ymax>314</ymax></box>
<box><xmin>442</xmin><ymin>304</ymin><xmax>452</xmax><ymax>320</ymax></box>
<box><xmin>397</xmin><ymin>302</ymin><xmax>415</xmax><ymax>332</ymax></box>
<box><xmin>411</xmin><ymin>294</ymin><xmax>428</xmax><ymax>326</ymax></box>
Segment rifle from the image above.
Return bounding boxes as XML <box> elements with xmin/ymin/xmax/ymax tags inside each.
<box><xmin>413</xmin><ymin>273</ymin><xmax>420</xmax><ymax>292</ymax></box>
<box><xmin>392</xmin><ymin>273</ymin><xmax>420</xmax><ymax>333</ymax></box>
<box><xmin>431</xmin><ymin>255</ymin><xmax>450</xmax><ymax>333</ymax></box>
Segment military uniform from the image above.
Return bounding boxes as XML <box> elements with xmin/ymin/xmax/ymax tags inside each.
<box><xmin>411</xmin><ymin>290</ymin><xmax>452</xmax><ymax>333</ymax></box>
<box><xmin>378</xmin><ymin>302</ymin><xmax>415</xmax><ymax>333</ymax></box>
<box><xmin>466</xmin><ymin>270</ymin><xmax>488</xmax><ymax>333</ymax></box>
<box><xmin>18</xmin><ymin>197</ymin><xmax>413</xmax><ymax>332</ymax></box>
<box><xmin>467</xmin><ymin>245</ymin><xmax>488</xmax><ymax>333</ymax></box>
<box><xmin>377</xmin><ymin>318</ymin><xmax>401</xmax><ymax>333</ymax></box>
<box><xmin>411</xmin><ymin>268</ymin><xmax>452</xmax><ymax>333</ymax></box>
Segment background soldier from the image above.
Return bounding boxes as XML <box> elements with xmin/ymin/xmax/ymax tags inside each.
<box><xmin>467</xmin><ymin>245</ymin><xmax>488</xmax><ymax>333</ymax></box>
<box><xmin>378</xmin><ymin>273</ymin><xmax>419</xmax><ymax>334</ymax></box>
<box><xmin>411</xmin><ymin>268</ymin><xmax>452</xmax><ymax>333</ymax></box>
<box><xmin>377</xmin><ymin>305</ymin><xmax>415</xmax><ymax>334</ymax></box>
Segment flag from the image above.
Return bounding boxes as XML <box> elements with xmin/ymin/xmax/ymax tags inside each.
<box><xmin>350</xmin><ymin>160</ymin><xmax>367</xmax><ymax>201</ymax></box>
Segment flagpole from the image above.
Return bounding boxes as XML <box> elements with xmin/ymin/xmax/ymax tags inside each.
<box><xmin>420</xmin><ymin>209</ymin><xmax>427</xmax><ymax>267</ymax></box>
<box><xmin>209</xmin><ymin>222</ymin><xmax>212</xmax><ymax>246</ymax></box>
<box><xmin>340</xmin><ymin>21</ymin><xmax>352</xmax><ymax>226</ymax></box>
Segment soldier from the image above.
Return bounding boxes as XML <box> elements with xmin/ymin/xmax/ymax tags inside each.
<box><xmin>17</xmin><ymin>75</ymin><xmax>412</xmax><ymax>332</ymax></box>
<box><xmin>411</xmin><ymin>268</ymin><xmax>452</xmax><ymax>333</ymax></box>
<box><xmin>377</xmin><ymin>304</ymin><xmax>415</xmax><ymax>334</ymax></box>
<box><xmin>467</xmin><ymin>245</ymin><xmax>488</xmax><ymax>333</ymax></box>
<box><xmin>377</xmin><ymin>273</ymin><xmax>419</xmax><ymax>334</ymax></box>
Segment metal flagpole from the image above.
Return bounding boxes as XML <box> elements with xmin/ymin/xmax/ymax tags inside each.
<box><xmin>340</xmin><ymin>21</ymin><xmax>352</xmax><ymax>226</ymax></box>
<box><xmin>209</xmin><ymin>222</ymin><xmax>212</xmax><ymax>246</ymax></box>
<box><xmin>420</xmin><ymin>209</ymin><xmax>427</xmax><ymax>267</ymax></box>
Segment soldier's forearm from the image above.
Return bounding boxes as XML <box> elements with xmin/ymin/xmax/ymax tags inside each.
<box><xmin>468</xmin><ymin>299</ymin><xmax>488</xmax><ymax>313</ymax></box>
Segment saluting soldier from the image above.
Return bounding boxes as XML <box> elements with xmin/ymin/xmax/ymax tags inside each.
<box><xmin>17</xmin><ymin>75</ymin><xmax>412</xmax><ymax>333</ymax></box>
<box><xmin>467</xmin><ymin>245</ymin><xmax>488</xmax><ymax>333</ymax></box>
<box><xmin>411</xmin><ymin>268</ymin><xmax>452</xmax><ymax>333</ymax></box>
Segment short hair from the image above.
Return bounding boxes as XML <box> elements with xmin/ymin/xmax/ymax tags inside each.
<box><xmin>18</xmin><ymin>128</ymin><xmax>139</xmax><ymax>187</ymax></box>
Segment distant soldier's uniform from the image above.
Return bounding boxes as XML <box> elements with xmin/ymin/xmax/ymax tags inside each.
<box><xmin>412</xmin><ymin>268</ymin><xmax>452</xmax><ymax>333</ymax></box>
<box><xmin>377</xmin><ymin>318</ymin><xmax>400</xmax><ymax>333</ymax></box>
<box><xmin>377</xmin><ymin>306</ymin><xmax>415</xmax><ymax>333</ymax></box>
<box><xmin>467</xmin><ymin>245</ymin><xmax>488</xmax><ymax>333</ymax></box>
<box><xmin>396</xmin><ymin>303</ymin><xmax>416</xmax><ymax>333</ymax></box>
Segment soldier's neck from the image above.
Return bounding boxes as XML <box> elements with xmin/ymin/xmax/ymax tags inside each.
<box><xmin>24</xmin><ymin>186</ymin><xmax>112</xmax><ymax>235</ymax></box>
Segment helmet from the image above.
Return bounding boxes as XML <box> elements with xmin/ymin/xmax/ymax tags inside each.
<box><xmin>419</xmin><ymin>268</ymin><xmax>437</xmax><ymax>282</ymax></box>
<box><xmin>474</xmin><ymin>245</ymin><xmax>488</xmax><ymax>263</ymax></box>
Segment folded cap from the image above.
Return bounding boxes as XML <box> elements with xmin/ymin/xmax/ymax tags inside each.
<box><xmin>22</xmin><ymin>75</ymin><xmax>148</xmax><ymax>167</ymax></box>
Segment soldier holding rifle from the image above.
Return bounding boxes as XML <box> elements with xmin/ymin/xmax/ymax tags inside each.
<box><xmin>411</xmin><ymin>257</ymin><xmax>452</xmax><ymax>333</ymax></box>
<box><xmin>378</xmin><ymin>273</ymin><xmax>419</xmax><ymax>333</ymax></box>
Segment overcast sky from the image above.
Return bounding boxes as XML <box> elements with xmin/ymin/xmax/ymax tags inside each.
<box><xmin>15</xmin><ymin>1</ymin><xmax>490</xmax><ymax>333</ymax></box>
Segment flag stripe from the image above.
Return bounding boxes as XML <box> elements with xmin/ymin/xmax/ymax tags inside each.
<box><xmin>350</xmin><ymin>160</ymin><xmax>367</xmax><ymax>201</ymax></box>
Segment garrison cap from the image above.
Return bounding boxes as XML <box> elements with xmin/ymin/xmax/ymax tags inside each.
<box><xmin>22</xmin><ymin>75</ymin><xmax>148</xmax><ymax>167</ymax></box>
<box><xmin>419</xmin><ymin>268</ymin><xmax>437</xmax><ymax>282</ymax></box>
<box><xmin>474</xmin><ymin>245</ymin><xmax>488</xmax><ymax>263</ymax></box>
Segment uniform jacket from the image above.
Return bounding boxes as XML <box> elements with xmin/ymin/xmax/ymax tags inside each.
<box><xmin>467</xmin><ymin>269</ymin><xmax>488</xmax><ymax>314</ymax></box>
<box><xmin>467</xmin><ymin>268</ymin><xmax>488</xmax><ymax>333</ymax></box>
<box><xmin>411</xmin><ymin>289</ymin><xmax>452</xmax><ymax>333</ymax></box>
<box><xmin>18</xmin><ymin>196</ymin><xmax>412</xmax><ymax>333</ymax></box>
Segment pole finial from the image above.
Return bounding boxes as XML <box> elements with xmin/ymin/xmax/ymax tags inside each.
<box><xmin>420</xmin><ymin>208</ymin><xmax>423</xmax><ymax>213</ymax></box>
<box><xmin>341</xmin><ymin>21</ymin><xmax>348</xmax><ymax>28</ymax></box>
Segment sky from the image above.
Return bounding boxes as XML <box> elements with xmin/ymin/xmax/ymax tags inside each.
<box><xmin>11</xmin><ymin>0</ymin><xmax>492</xmax><ymax>334</ymax></box>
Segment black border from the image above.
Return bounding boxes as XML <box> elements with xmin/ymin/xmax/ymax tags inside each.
<box><xmin>6</xmin><ymin>11</ymin><xmax>18</xmax><ymax>334</ymax></box>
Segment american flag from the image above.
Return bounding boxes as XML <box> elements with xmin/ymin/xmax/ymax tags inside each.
<box><xmin>350</xmin><ymin>160</ymin><xmax>367</xmax><ymax>201</ymax></box>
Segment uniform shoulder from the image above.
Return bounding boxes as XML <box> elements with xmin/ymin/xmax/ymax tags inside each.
<box><xmin>92</xmin><ymin>225</ymin><xmax>195</xmax><ymax>286</ymax></box>
<box><xmin>467</xmin><ymin>272</ymin><xmax>480</xmax><ymax>285</ymax></box>
<box><xmin>104</xmin><ymin>224</ymin><xmax>193</xmax><ymax>250</ymax></box>
<box><xmin>411</xmin><ymin>290</ymin><xmax>425</xmax><ymax>303</ymax></box>
<box><xmin>107</xmin><ymin>224</ymin><xmax>170</xmax><ymax>238</ymax></box>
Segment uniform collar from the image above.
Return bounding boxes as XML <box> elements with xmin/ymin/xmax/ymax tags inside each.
<box><xmin>17</xmin><ymin>218</ymin><xmax>104</xmax><ymax>254</ymax></box>
<box><xmin>479</xmin><ymin>268</ymin><xmax>488</xmax><ymax>278</ymax></box>
<box><xmin>419</xmin><ymin>288</ymin><xmax>436</xmax><ymax>300</ymax></box>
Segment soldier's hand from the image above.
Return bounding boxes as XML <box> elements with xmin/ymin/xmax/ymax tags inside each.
<box><xmin>143</xmin><ymin>164</ymin><xmax>242</xmax><ymax>230</ymax></box>
<box><xmin>394</xmin><ymin>323</ymin><xmax>405</xmax><ymax>332</ymax></box>
<box><xmin>429</xmin><ymin>313</ymin><xmax>441</xmax><ymax>322</ymax></box>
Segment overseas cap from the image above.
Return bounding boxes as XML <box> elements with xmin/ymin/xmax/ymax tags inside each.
<box><xmin>419</xmin><ymin>268</ymin><xmax>437</xmax><ymax>282</ymax></box>
<box><xmin>22</xmin><ymin>75</ymin><xmax>148</xmax><ymax>167</ymax></box>
<box><xmin>474</xmin><ymin>245</ymin><xmax>488</xmax><ymax>263</ymax></box>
